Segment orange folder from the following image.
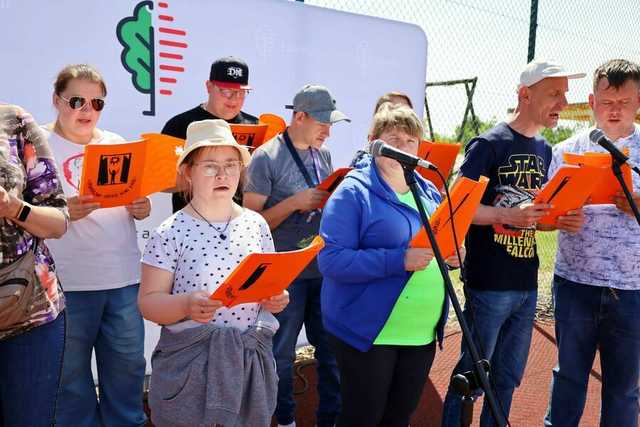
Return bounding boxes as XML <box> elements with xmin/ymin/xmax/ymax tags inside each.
<box><xmin>79</xmin><ymin>133</ymin><xmax>184</xmax><ymax>208</ymax></box>
<box><xmin>210</xmin><ymin>236</ymin><xmax>325</xmax><ymax>307</ymax></box>
<box><xmin>317</xmin><ymin>167</ymin><xmax>353</xmax><ymax>208</ymax></box>
<box><xmin>563</xmin><ymin>151</ymin><xmax>633</xmax><ymax>204</ymax></box>
<box><xmin>410</xmin><ymin>176</ymin><xmax>489</xmax><ymax>258</ymax></box>
<box><xmin>534</xmin><ymin>165</ymin><xmax>605</xmax><ymax>225</ymax></box>
<box><xmin>259</xmin><ymin>113</ymin><xmax>287</xmax><ymax>142</ymax></box>
<box><xmin>229</xmin><ymin>124</ymin><xmax>269</xmax><ymax>150</ymax></box>
<box><xmin>416</xmin><ymin>141</ymin><xmax>462</xmax><ymax>191</ymax></box>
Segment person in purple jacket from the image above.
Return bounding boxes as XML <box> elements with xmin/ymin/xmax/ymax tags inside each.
<box><xmin>318</xmin><ymin>104</ymin><xmax>463</xmax><ymax>427</ymax></box>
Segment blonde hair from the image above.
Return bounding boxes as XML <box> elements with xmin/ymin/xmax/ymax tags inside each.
<box><xmin>54</xmin><ymin>64</ymin><xmax>107</xmax><ymax>96</ymax></box>
<box><xmin>369</xmin><ymin>104</ymin><xmax>424</xmax><ymax>140</ymax></box>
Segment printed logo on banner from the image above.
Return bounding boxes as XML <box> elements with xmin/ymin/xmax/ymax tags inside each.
<box><xmin>116</xmin><ymin>1</ymin><xmax>188</xmax><ymax>116</ymax></box>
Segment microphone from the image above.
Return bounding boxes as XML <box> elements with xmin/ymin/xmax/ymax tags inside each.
<box><xmin>589</xmin><ymin>129</ymin><xmax>640</xmax><ymax>172</ymax></box>
<box><xmin>370</xmin><ymin>139</ymin><xmax>437</xmax><ymax>170</ymax></box>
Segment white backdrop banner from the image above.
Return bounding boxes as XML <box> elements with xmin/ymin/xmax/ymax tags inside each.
<box><xmin>1</xmin><ymin>0</ymin><xmax>428</xmax><ymax>373</ymax></box>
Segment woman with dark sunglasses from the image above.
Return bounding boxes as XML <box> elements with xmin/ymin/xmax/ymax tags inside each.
<box><xmin>42</xmin><ymin>64</ymin><xmax>149</xmax><ymax>427</ymax></box>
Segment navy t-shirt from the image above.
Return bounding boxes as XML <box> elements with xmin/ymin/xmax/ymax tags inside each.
<box><xmin>459</xmin><ymin>122</ymin><xmax>552</xmax><ymax>291</ymax></box>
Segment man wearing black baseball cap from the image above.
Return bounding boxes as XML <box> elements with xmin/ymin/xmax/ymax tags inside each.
<box><xmin>161</xmin><ymin>56</ymin><xmax>258</xmax><ymax>212</ymax></box>
<box><xmin>244</xmin><ymin>84</ymin><xmax>349</xmax><ymax>427</ymax></box>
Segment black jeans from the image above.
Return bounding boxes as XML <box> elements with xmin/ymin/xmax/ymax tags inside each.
<box><xmin>329</xmin><ymin>334</ymin><xmax>436</xmax><ymax>427</ymax></box>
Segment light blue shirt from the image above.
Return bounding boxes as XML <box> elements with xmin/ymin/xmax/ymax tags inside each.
<box><xmin>548</xmin><ymin>126</ymin><xmax>640</xmax><ymax>290</ymax></box>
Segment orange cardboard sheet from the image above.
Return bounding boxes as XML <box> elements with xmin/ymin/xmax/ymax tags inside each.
<box><xmin>79</xmin><ymin>133</ymin><xmax>184</xmax><ymax>208</ymax></box>
<box><xmin>534</xmin><ymin>165</ymin><xmax>605</xmax><ymax>225</ymax></box>
<box><xmin>563</xmin><ymin>151</ymin><xmax>633</xmax><ymax>204</ymax></box>
<box><xmin>259</xmin><ymin>113</ymin><xmax>287</xmax><ymax>142</ymax></box>
<box><xmin>317</xmin><ymin>167</ymin><xmax>353</xmax><ymax>208</ymax></box>
<box><xmin>410</xmin><ymin>176</ymin><xmax>489</xmax><ymax>258</ymax></box>
<box><xmin>210</xmin><ymin>236</ymin><xmax>325</xmax><ymax>307</ymax></box>
<box><xmin>416</xmin><ymin>141</ymin><xmax>462</xmax><ymax>191</ymax></box>
<box><xmin>229</xmin><ymin>124</ymin><xmax>269</xmax><ymax>150</ymax></box>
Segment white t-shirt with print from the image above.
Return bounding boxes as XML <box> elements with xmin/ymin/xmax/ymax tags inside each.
<box><xmin>142</xmin><ymin>209</ymin><xmax>275</xmax><ymax>332</ymax></box>
<box><xmin>43</xmin><ymin>127</ymin><xmax>141</xmax><ymax>291</ymax></box>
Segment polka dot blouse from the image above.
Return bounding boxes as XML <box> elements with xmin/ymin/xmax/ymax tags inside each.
<box><xmin>142</xmin><ymin>209</ymin><xmax>274</xmax><ymax>332</ymax></box>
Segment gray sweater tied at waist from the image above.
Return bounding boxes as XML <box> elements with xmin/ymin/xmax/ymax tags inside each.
<box><xmin>148</xmin><ymin>312</ymin><xmax>279</xmax><ymax>427</ymax></box>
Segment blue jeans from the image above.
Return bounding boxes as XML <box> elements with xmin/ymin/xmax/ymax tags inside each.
<box><xmin>273</xmin><ymin>277</ymin><xmax>341</xmax><ymax>426</ymax></box>
<box><xmin>544</xmin><ymin>276</ymin><xmax>640</xmax><ymax>427</ymax></box>
<box><xmin>57</xmin><ymin>285</ymin><xmax>146</xmax><ymax>427</ymax></box>
<box><xmin>441</xmin><ymin>287</ymin><xmax>537</xmax><ymax>427</ymax></box>
<box><xmin>0</xmin><ymin>311</ymin><xmax>65</xmax><ymax>427</ymax></box>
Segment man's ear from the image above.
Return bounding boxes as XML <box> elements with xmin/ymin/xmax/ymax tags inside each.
<box><xmin>588</xmin><ymin>93</ymin><xmax>595</xmax><ymax>110</ymax></box>
<box><xmin>518</xmin><ymin>85</ymin><xmax>531</xmax><ymax>105</ymax></box>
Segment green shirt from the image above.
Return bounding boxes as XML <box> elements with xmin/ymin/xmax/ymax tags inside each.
<box><xmin>374</xmin><ymin>191</ymin><xmax>445</xmax><ymax>346</ymax></box>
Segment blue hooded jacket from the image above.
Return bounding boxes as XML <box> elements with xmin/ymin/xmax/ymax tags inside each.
<box><xmin>318</xmin><ymin>159</ymin><xmax>450</xmax><ymax>352</ymax></box>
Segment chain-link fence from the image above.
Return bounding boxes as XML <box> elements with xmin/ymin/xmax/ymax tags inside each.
<box><xmin>293</xmin><ymin>0</ymin><xmax>640</xmax><ymax>312</ymax></box>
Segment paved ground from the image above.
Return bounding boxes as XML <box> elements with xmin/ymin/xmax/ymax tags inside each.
<box><xmin>279</xmin><ymin>321</ymin><xmax>603</xmax><ymax>427</ymax></box>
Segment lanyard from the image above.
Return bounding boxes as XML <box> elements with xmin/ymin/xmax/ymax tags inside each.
<box><xmin>283</xmin><ymin>129</ymin><xmax>320</xmax><ymax>188</ymax></box>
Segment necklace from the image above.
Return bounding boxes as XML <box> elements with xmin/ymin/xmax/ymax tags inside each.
<box><xmin>189</xmin><ymin>202</ymin><xmax>232</xmax><ymax>240</ymax></box>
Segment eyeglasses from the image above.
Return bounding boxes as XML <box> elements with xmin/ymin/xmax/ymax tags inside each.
<box><xmin>58</xmin><ymin>94</ymin><xmax>105</xmax><ymax>111</ymax></box>
<box><xmin>194</xmin><ymin>160</ymin><xmax>242</xmax><ymax>177</ymax></box>
<box><xmin>214</xmin><ymin>86</ymin><xmax>250</xmax><ymax>100</ymax></box>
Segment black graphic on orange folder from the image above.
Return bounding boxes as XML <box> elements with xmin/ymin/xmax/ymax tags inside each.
<box><xmin>211</xmin><ymin>236</ymin><xmax>325</xmax><ymax>307</ymax></box>
<box><xmin>533</xmin><ymin>164</ymin><xmax>605</xmax><ymax>225</ymax></box>
<box><xmin>80</xmin><ymin>133</ymin><xmax>184</xmax><ymax>208</ymax></box>
<box><xmin>230</xmin><ymin>124</ymin><xmax>269</xmax><ymax>149</ymax></box>
<box><xmin>410</xmin><ymin>176</ymin><xmax>489</xmax><ymax>258</ymax></box>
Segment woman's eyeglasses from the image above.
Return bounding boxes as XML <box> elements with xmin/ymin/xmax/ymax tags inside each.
<box><xmin>194</xmin><ymin>160</ymin><xmax>242</xmax><ymax>177</ymax></box>
<box><xmin>58</xmin><ymin>94</ymin><xmax>105</xmax><ymax>111</ymax></box>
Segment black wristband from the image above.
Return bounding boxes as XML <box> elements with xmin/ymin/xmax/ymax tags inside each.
<box><xmin>17</xmin><ymin>203</ymin><xmax>31</xmax><ymax>222</ymax></box>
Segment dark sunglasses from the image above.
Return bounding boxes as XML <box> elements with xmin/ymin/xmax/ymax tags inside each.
<box><xmin>58</xmin><ymin>94</ymin><xmax>105</xmax><ymax>111</ymax></box>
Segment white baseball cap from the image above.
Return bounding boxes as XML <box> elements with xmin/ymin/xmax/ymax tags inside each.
<box><xmin>519</xmin><ymin>59</ymin><xmax>585</xmax><ymax>88</ymax></box>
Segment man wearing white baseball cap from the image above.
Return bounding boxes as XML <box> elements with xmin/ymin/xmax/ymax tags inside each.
<box><xmin>441</xmin><ymin>60</ymin><xmax>585</xmax><ymax>427</ymax></box>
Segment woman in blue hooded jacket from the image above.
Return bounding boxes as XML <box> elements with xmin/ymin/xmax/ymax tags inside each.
<box><xmin>319</xmin><ymin>104</ymin><xmax>463</xmax><ymax>427</ymax></box>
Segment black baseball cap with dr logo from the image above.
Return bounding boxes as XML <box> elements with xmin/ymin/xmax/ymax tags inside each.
<box><xmin>209</xmin><ymin>56</ymin><xmax>252</xmax><ymax>90</ymax></box>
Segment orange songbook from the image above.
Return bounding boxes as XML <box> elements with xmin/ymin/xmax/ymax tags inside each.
<box><xmin>534</xmin><ymin>165</ymin><xmax>605</xmax><ymax>225</ymax></box>
<box><xmin>416</xmin><ymin>141</ymin><xmax>462</xmax><ymax>191</ymax></box>
<box><xmin>410</xmin><ymin>176</ymin><xmax>489</xmax><ymax>258</ymax></box>
<box><xmin>259</xmin><ymin>113</ymin><xmax>287</xmax><ymax>142</ymax></box>
<box><xmin>79</xmin><ymin>133</ymin><xmax>184</xmax><ymax>208</ymax></box>
<box><xmin>229</xmin><ymin>124</ymin><xmax>269</xmax><ymax>150</ymax></box>
<box><xmin>563</xmin><ymin>151</ymin><xmax>633</xmax><ymax>204</ymax></box>
<box><xmin>210</xmin><ymin>236</ymin><xmax>325</xmax><ymax>307</ymax></box>
<box><xmin>317</xmin><ymin>167</ymin><xmax>353</xmax><ymax>208</ymax></box>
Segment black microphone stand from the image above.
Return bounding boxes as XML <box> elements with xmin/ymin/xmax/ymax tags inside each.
<box><xmin>611</xmin><ymin>158</ymin><xmax>640</xmax><ymax>226</ymax></box>
<box><xmin>402</xmin><ymin>165</ymin><xmax>507</xmax><ymax>427</ymax></box>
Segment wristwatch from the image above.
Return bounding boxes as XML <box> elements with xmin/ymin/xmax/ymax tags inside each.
<box><xmin>16</xmin><ymin>202</ymin><xmax>31</xmax><ymax>222</ymax></box>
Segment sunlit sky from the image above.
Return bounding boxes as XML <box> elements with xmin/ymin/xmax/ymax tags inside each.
<box><xmin>304</xmin><ymin>0</ymin><xmax>640</xmax><ymax>134</ymax></box>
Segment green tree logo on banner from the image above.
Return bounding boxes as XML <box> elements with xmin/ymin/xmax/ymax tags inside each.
<box><xmin>117</xmin><ymin>1</ymin><xmax>155</xmax><ymax>116</ymax></box>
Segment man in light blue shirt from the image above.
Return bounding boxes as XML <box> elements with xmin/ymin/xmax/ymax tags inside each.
<box><xmin>545</xmin><ymin>59</ymin><xmax>640</xmax><ymax>427</ymax></box>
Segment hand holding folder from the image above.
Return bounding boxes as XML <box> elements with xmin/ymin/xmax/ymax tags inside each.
<box><xmin>533</xmin><ymin>164</ymin><xmax>605</xmax><ymax>225</ymax></box>
<box><xmin>79</xmin><ymin>133</ymin><xmax>184</xmax><ymax>208</ymax></box>
<box><xmin>410</xmin><ymin>176</ymin><xmax>489</xmax><ymax>258</ymax></box>
<box><xmin>210</xmin><ymin>236</ymin><xmax>325</xmax><ymax>307</ymax></box>
<box><xmin>316</xmin><ymin>167</ymin><xmax>353</xmax><ymax>208</ymax></box>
